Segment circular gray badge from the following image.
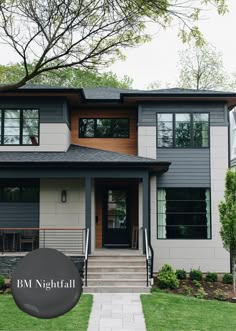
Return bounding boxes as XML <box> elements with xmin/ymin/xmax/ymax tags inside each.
<box><xmin>11</xmin><ymin>248</ymin><xmax>82</xmax><ymax>319</ymax></box>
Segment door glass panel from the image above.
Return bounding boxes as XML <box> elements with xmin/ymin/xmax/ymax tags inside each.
<box><xmin>107</xmin><ymin>190</ymin><xmax>127</xmax><ymax>229</ymax></box>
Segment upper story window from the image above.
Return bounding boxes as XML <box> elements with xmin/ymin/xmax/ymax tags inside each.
<box><xmin>0</xmin><ymin>109</ymin><xmax>39</xmax><ymax>145</ymax></box>
<box><xmin>157</xmin><ymin>113</ymin><xmax>209</xmax><ymax>148</ymax></box>
<box><xmin>79</xmin><ymin>118</ymin><xmax>129</xmax><ymax>138</ymax></box>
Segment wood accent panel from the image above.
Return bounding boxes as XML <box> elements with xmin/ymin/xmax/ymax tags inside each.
<box><xmin>95</xmin><ymin>179</ymin><xmax>138</xmax><ymax>248</ymax></box>
<box><xmin>71</xmin><ymin>108</ymin><xmax>137</xmax><ymax>155</ymax></box>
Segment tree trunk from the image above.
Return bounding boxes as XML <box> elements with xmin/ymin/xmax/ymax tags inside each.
<box><xmin>233</xmin><ymin>254</ymin><xmax>236</xmax><ymax>293</ymax></box>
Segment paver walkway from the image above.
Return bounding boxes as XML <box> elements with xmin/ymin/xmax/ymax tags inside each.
<box><xmin>87</xmin><ymin>293</ymin><xmax>147</xmax><ymax>331</ymax></box>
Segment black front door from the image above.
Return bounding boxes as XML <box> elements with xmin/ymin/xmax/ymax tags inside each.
<box><xmin>103</xmin><ymin>188</ymin><xmax>130</xmax><ymax>247</ymax></box>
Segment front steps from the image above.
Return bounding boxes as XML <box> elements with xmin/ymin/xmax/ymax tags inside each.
<box><xmin>83</xmin><ymin>254</ymin><xmax>151</xmax><ymax>293</ymax></box>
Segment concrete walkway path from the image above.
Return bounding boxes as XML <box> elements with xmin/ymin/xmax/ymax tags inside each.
<box><xmin>87</xmin><ymin>293</ymin><xmax>147</xmax><ymax>331</ymax></box>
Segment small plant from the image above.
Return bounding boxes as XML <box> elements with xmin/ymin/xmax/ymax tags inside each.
<box><xmin>158</xmin><ymin>264</ymin><xmax>179</xmax><ymax>289</ymax></box>
<box><xmin>195</xmin><ymin>287</ymin><xmax>208</xmax><ymax>300</ymax></box>
<box><xmin>0</xmin><ymin>276</ymin><xmax>5</xmax><ymax>290</ymax></box>
<box><xmin>181</xmin><ymin>285</ymin><xmax>193</xmax><ymax>297</ymax></box>
<box><xmin>176</xmin><ymin>269</ymin><xmax>187</xmax><ymax>280</ymax></box>
<box><xmin>213</xmin><ymin>289</ymin><xmax>226</xmax><ymax>301</ymax></box>
<box><xmin>190</xmin><ymin>269</ymin><xmax>203</xmax><ymax>281</ymax></box>
<box><xmin>205</xmin><ymin>272</ymin><xmax>218</xmax><ymax>283</ymax></box>
<box><xmin>192</xmin><ymin>280</ymin><xmax>202</xmax><ymax>288</ymax></box>
<box><xmin>222</xmin><ymin>273</ymin><xmax>233</xmax><ymax>284</ymax></box>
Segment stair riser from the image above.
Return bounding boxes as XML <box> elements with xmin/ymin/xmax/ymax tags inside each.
<box><xmin>87</xmin><ymin>273</ymin><xmax>146</xmax><ymax>280</ymax></box>
<box><xmin>87</xmin><ymin>267</ymin><xmax>145</xmax><ymax>272</ymax></box>
<box><xmin>83</xmin><ymin>287</ymin><xmax>150</xmax><ymax>293</ymax></box>
<box><xmin>87</xmin><ymin>280</ymin><xmax>146</xmax><ymax>286</ymax></box>
<box><xmin>89</xmin><ymin>256</ymin><xmax>145</xmax><ymax>261</ymax></box>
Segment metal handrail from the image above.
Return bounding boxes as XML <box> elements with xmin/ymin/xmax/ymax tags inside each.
<box><xmin>144</xmin><ymin>228</ymin><xmax>149</xmax><ymax>287</ymax></box>
<box><xmin>144</xmin><ymin>228</ymin><xmax>154</xmax><ymax>287</ymax></box>
<box><xmin>84</xmin><ymin>228</ymin><xmax>90</xmax><ymax>287</ymax></box>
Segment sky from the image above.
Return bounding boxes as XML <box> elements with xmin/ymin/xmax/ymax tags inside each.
<box><xmin>0</xmin><ymin>0</ymin><xmax>235</xmax><ymax>90</ymax></box>
<box><xmin>107</xmin><ymin>0</ymin><xmax>236</xmax><ymax>89</ymax></box>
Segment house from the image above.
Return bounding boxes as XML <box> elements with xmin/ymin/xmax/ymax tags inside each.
<box><xmin>230</xmin><ymin>109</ymin><xmax>236</xmax><ymax>168</ymax></box>
<box><xmin>0</xmin><ymin>86</ymin><xmax>236</xmax><ymax>292</ymax></box>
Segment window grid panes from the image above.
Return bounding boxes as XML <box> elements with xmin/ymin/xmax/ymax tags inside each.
<box><xmin>157</xmin><ymin>188</ymin><xmax>211</xmax><ymax>239</ymax></box>
<box><xmin>157</xmin><ymin>113</ymin><xmax>209</xmax><ymax>148</ymax></box>
<box><xmin>79</xmin><ymin>118</ymin><xmax>129</xmax><ymax>138</ymax></box>
<box><xmin>0</xmin><ymin>109</ymin><xmax>39</xmax><ymax>145</ymax></box>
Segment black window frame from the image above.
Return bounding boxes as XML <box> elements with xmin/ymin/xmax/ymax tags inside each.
<box><xmin>0</xmin><ymin>108</ymin><xmax>40</xmax><ymax>146</ymax></box>
<box><xmin>157</xmin><ymin>112</ymin><xmax>210</xmax><ymax>148</ymax></box>
<box><xmin>0</xmin><ymin>180</ymin><xmax>40</xmax><ymax>202</ymax></box>
<box><xmin>79</xmin><ymin>118</ymin><xmax>130</xmax><ymax>138</ymax></box>
<box><xmin>157</xmin><ymin>188</ymin><xmax>212</xmax><ymax>240</ymax></box>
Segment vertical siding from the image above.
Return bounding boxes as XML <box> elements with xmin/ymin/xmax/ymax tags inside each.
<box><xmin>0</xmin><ymin>203</ymin><xmax>39</xmax><ymax>227</ymax></box>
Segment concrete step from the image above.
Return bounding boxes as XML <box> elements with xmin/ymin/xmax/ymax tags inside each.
<box><xmin>87</xmin><ymin>272</ymin><xmax>146</xmax><ymax>279</ymax></box>
<box><xmin>83</xmin><ymin>286</ymin><xmax>151</xmax><ymax>293</ymax></box>
<box><xmin>88</xmin><ymin>260</ymin><xmax>146</xmax><ymax>266</ymax></box>
<box><xmin>87</xmin><ymin>266</ymin><xmax>145</xmax><ymax>273</ymax></box>
<box><xmin>89</xmin><ymin>255</ymin><xmax>145</xmax><ymax>261</ymax></box>
<box><xmin>87</xmin><ymin>279</ymin><xmax>146</xmax><ymax>286</ymax></box>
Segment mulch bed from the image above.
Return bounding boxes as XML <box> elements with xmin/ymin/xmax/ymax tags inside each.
<box><xmin>154</xmin><ymin>278</ymin><xmax>235</xmax><ymax>302</ymax></box>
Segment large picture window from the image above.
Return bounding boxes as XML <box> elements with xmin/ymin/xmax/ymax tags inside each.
<box><xmin>157</xmin><ymin>188</ymin><xmax>211</xmax><ymax>239</ymax></box>
<box><xmin>79</xmin><ymin>118</ymin><xmax>129</xmax><ymax>138</ymax></box>
<box><xmin>157</xmin><ymin>113</ymin><xmax>209</xmax><ymax>148</ymax></box>
<box><xmin>0</xmin><ymin>109</ymin><xmax>39</xmax><ymax>145</ymax></box>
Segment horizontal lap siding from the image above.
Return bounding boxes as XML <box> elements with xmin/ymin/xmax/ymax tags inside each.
<box><xmin>138</xmin><ymin>102</ymin><xmax>228</xmax><ymax>127</ymax></box>
<box><xmin>0</xmin><ymin>203</ymin><xmax>39</xmax><ymax>228</ymax></box>
<box><xmin>157</xmin><ymin>149</ymin><xmax>210</xmax><ymax>187</ymax></box>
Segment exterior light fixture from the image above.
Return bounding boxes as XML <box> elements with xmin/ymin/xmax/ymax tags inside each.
<box><xmin>61</xmin><ymin>190</ymin><xmax>67</xmax><ymax>203</ymax></box>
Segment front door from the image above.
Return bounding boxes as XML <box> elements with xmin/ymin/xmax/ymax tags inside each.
<box><xmin>103</xmin><ymin>188</ymin><xmax>130</xmax><ymax>247</ymax></box>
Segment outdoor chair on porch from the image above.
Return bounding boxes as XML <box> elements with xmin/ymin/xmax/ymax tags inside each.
<box><xmin>19</xmin><ymin>230</ymin><xmax>37</xmax><ymax>251</ymax></box>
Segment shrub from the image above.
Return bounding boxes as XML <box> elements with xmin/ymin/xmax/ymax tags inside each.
<box><xmin>222</xmin><ymin>273</ymin><xmax>233</xmax><ymax>284</ymax></box>
<box><xmin>0</xmin><ymin>276</ymin><xmax>5</xmax><ymax>290</ymax></box>
<box><xmin>192</xmin><ymin>280</ymin><xmax>202</xmax><ymax>288</ymax></box>
<box><xmin>181</xmin><ymin>285</ymin><xmax>193</xmax><ymax>297</ymax></box>
<box><xmin>205</xmin><ymin>272</ymin><xmax>218</xmax><ymax>283</ymax></box>
<box><xmin>158</xmin><ymin>264</ymin><xmax>179</xmax><ymax>289</ymax></box>
<box><xmin>195</xmin><ymin>287</ymin><xmax>208</xmax><ymax>300</ymax></box>
<box><xmin>176</xmin><ymin>269</ymin><xmax>187</xmax><ymax>280</ymax></box>
<box><xmin>190</xmin><ymin>269</ymin><xmax>203</xmax><ymax>281</ymax></box>
<box><xmin>213</xmin><ymin>289</ymin><xmax>226</xmax><ymax>301</ymax></box>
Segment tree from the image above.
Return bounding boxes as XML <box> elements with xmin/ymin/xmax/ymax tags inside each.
<box><xmin>0</xmin><ymin>0</ymin><xmax>227</xmax><ymax>91</ymax></box>
<box><xmin>177</xmin><ymin>43</ymin><xmax>228</xmax><ymax>90</ymax></box>
<box><xmin>0</xmin><ymin>63</ymin><xmax>133</xmax><ymax>88</ymax></box>
<box><xmin>219</xmin><ymin>169</ymin><xmax>236</xmax><ymax>292</ymax></box>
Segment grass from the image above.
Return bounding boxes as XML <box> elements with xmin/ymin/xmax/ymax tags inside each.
<box><xmin>141</xmin><ymin>289</ymin><xmax>236</xmax><ymax>331</ymax></box>
<box><xmin>0</xmin><ymin>294</ymin><xmax>92</xmax><ymax>331</ymax></box>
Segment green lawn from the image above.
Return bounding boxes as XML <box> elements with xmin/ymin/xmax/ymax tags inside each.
<box><xmin>141</xmin><ymin>290</ymin><xmax>236</xmax><ymax>331</ymax></box>
<box><xmin>0</xmin><ymin>294</ymin><xmax>92</xmax><ymax>331</ymax></box>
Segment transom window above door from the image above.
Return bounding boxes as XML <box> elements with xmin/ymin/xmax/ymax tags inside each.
<box><xmin>157</xmin><ymin>113</ymin><xmax>209</xmax><ymax>148</ymax></box>
<box><xmin>0</xmin><ymin>109</ymin><xmax>39</xmax><ymax>145</ymax></box>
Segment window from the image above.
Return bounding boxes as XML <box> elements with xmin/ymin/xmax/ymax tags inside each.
<box><xmin>79</xmin><ymin>118</ymin><xmax>129</xmax><ymax>138</ymax></box>
<box><xmin>157</xmin><ymin>113</ymin><xmax>209</xmax><ymax>148</ymax></box>
<box><xmin>0</xmin><ymin>181</ymin><xmax>39</xmax><ymax>202</ymax></box>
<box><xmin>0</xmin><ymin>109</ymin><xmax>39</xmax><ymax>145</ymax></box>
<box><xmin>157</xmin><ymin>188</ymin><xmax>211</xmax><ymax>239</ymax></box>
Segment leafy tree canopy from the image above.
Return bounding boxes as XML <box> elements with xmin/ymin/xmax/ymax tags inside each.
<box><xmin>0</xmin><ymin>0</ymin><xmax>227</xmax><ymax>90</ymax></box>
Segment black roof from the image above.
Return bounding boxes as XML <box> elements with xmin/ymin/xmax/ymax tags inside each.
<box><xmin>0</xmin><ymin>144</ymin><xmax>170</xmax><ymax>172</ymax></box>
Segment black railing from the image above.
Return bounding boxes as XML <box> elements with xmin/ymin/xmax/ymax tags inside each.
<box><xmin>0</xmin><ymin>228</ymin><xmax>86</xmax><ymax>255</ymax></box>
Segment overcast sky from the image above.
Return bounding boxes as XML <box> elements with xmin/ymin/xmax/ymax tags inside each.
<box><xmin>108</xmin><ymin>0</ymin><xmax>236</xmax><ymax>89</ymax></box>
<box><xmin>0</xmin><ymin>0</ymin><xmax>235</xmax><ymax>90</ymax></box>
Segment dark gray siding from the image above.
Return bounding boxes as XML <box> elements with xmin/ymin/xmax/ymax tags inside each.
<box><xmin>0</xmin><ymin>97</ymin><xmax>70</xmax><ymax>127</ymax></box>
<box><xmin>157</xmin><ymin>149</ymin><xmax>210</xmax><ymax>187</ymax></box>
<box><xmin>138</xmin><ymin>102</ymin><xmax>228</xmax><ymax>127</ymax></box>
<box><xmin>0</xmin><ymin>203</ymin><xmax>39</xmax><ymax>227</ymax></box>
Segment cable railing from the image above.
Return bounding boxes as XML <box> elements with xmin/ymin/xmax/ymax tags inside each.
<box><xmin>0</xmin><ymin>228</ymin><xmax>86</xmax><ymax>255</ymax></box>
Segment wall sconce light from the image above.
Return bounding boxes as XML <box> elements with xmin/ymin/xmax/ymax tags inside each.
<box><xmin>61</xmin><ymin>190</ymin><xmax>67</xmax><ymax>203</ymax></box>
